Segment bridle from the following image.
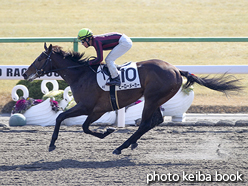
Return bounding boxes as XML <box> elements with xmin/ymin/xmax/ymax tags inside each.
<box><xmin>33</xmin><ymin>50</ymin><xmax>53</xmax><ymax>78</ymax></box>
<box><xmin>32</xmin><ymin>50</ymin><xmax>98</xmax><ymax>78</ymax></box>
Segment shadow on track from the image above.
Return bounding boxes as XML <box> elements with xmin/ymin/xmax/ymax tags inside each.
<box><xmin>0</xmin><ymin>158</ymin><xmax>193</xmax><ymax>171</ymax></box>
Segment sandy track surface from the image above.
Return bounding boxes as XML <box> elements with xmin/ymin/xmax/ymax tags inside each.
<box><xmin>0</xmin><ymin>116</ymin><xmax>248</xmax><ymax>185</ymax></box>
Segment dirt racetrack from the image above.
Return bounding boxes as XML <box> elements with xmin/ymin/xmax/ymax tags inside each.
<box><xmin>0</xmin><ymin>116</ymin><xmax>248</xmax><ymax>185</ymax></box>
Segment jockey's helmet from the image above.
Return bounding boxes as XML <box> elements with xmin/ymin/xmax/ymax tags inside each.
<box><xmin>78</xmin><ymin>28</ymin><xmax>93</xmax><ymax>41</ymax></box>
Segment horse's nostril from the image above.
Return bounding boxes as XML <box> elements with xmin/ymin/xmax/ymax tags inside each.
<box><xmin>22</xmin><ymin>73</ymin><xmax>27</xmax><ymax>79</ymax></box>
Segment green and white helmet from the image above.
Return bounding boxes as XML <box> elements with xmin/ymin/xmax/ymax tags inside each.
<box><xmin>77</xmin><ymin>28</ymin><xmax>93</xmax><ymax>41</ymax></box>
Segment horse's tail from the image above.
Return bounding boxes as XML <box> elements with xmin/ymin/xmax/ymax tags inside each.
<box><xmin>179</xmin><ymin>70</ymin><xmax>243</xmax><ymax>95</ymax></box>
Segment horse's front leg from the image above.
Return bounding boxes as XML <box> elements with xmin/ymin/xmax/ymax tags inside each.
<box><xmin>82</xmin><ymin>113</ymin><xmax>116</xmax><ymax>139</ymax></box>
<box><xmin>49</xmin><ymin>112</ymin><xmax>66</xmax><ymax>151</ymax></box>
<box><xmin>49</xmin><ymin>103</ymin><xmax>88</xmax><ymax>152</ymax></box>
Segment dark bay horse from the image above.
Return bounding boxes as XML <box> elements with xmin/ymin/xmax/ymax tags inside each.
<box><xmin>23</xmin><ymin>43</ymin><xmax>242</xmax><ymax>155</ymax></box>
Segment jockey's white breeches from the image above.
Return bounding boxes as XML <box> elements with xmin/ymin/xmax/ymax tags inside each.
<box><xmin>105</xmin><ymin>34</ymin><xmax>132</xmax><ymax>78</ymax></box>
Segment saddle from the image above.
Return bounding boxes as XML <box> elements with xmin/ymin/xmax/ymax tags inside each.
<box><xmin>101</xmin><ymin>62</ymin><xmax>132</xmax><ymax>78</ymax></box>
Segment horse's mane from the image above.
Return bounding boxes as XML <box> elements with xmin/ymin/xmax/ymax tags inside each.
<box><xmin>52</xmin><ymin>45</ymin><xmax>91</xmax><ymax>64</ymax></box>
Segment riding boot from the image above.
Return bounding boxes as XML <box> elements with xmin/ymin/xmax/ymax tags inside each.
<box><xmin>106</xmin><ymin>75</ymin><xmax>121</xmax><ymax>86</ymax></box>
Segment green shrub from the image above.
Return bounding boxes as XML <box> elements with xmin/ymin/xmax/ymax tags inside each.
<box><xmin>16</xmin><ymin>80</ymin><xmax>69</xmax><ymax>99</ymax></box>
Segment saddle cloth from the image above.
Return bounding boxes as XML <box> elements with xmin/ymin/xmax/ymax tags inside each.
<box><xmin>96</xmin><ymin>62</ymin><xmax>141</xmax><ymax>91</ymax></box>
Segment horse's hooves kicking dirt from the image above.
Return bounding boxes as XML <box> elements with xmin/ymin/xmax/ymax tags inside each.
<box><xmin>107</xmin><ymin>127</ymin><xmax>116</xmax><ymax>134</ymax></box>
<box><xmin>113</xmin><ymin>149</ymin><xmax>121</xmax><ymax>155</ymax></box>
<box><xmin>131</xmin><ymin>143</ymin><xmax>138</xmax><ymax>150</ymax></box>
<box><xmin>49</xmin><ymin>145</ymin><xmax>56</xmax><ymax>152</ymax></box>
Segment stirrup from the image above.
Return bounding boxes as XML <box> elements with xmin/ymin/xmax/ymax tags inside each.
<box><xmin>106</xmin><ymin>76</ymin><xmax>121</xmax><ymax>86</ymax></box>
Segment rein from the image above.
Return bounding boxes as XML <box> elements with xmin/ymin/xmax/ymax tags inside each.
<box><xmin>34</xmin><ymin>51</ymin><xmax>99</xmax><ymax>77</ymax></box>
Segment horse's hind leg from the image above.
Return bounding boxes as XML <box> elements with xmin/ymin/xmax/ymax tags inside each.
<box><xmin>113</xmin><ymin>107</ymin><xmax>163</xmax><ymax>155</ymax></box>
<box><xmin>131</xmin><ymin>107</ymin><xmax>163</xmax><ymax>150</ymax></box>
<box><xmin>82</xmin><ymin>113</ymin><xmax>116</xmax><ymax>139</ymax></box>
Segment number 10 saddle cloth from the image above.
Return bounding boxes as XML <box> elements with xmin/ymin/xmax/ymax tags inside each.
<box><xmin>96</xmin><ymin>62</ymin><xmax>141</xmax><ymax>91</ymax></box>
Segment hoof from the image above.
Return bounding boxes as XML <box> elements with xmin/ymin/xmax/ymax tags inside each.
<box><xmin>131</xmin><ymin>143</ymin><xmax>138</xmax><ymax>150</ymax></box>
<box><xmin>113</xmin><ymin>149</ymin><xmax>121</xmax><ymax>155</ymax></box>
<box><xmin>49</xmin><ymin>145</ymin><xmax>56</xmax><ymax>152</ymax></box>
<box><xmin>107</xmin><ymin>127</ymin><xmax>116</xmax><ymax>134</ymax></box>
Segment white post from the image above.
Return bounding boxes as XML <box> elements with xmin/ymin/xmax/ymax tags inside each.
<box><xmin>171</xmin><ymin>113</ymin><xmax>186</xmax><ymax>122</ymax></box>
<box><xmin>117</xmin><ymin>108</ymin><xmax>125</xmax><ymax>127</ymax></box>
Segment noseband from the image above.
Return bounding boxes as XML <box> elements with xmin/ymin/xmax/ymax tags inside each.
<box><xmin>33</xmin><ymin>50</ymin><xmax>53</xmax><ymax>77</ymax></box>
<box><xmin>32</xmin><ymin>50</ymin><xmax>96</xmax><ymax>78</ymax></box>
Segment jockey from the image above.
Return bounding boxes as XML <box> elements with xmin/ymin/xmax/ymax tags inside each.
<box><xmin>77</xmin><ymin>28</ymin><xmax>133</xmax><ymax>86</ymax></box>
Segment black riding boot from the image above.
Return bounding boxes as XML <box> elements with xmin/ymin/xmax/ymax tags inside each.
<box><xmin>106</xmin><ymin>75</ymin><xmax>121</xmax><ymax>86</ymax></box>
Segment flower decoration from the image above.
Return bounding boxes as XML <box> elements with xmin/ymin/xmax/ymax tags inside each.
<box><xmin>34</xmin><ymin>99</ymin><xmax>43</xmax><ymax>104</ymax></box>
<box><xmin>42</xmin><ymin>90</ymin><xmax>64</xmax><ymax>102</ymax></box>
<box><xmin>50</xmin><ymin>99</ymin><xmax>60</xmax><ymax>112</ymax></box>
<box><xmin>135</xmin><ymin>100</ymin><xmax>142</xmax><ymax>104</ymax></box>
<box><xmin>12</xmin><ymin>97</ymin><xmax>61</xmax><ymax>114</ymax></box>
<box><xmin>12</xmin><ymin>97</ymin><xmax>35</xmax><ymax>114</ymax></box>
<box><xmin>125</xmin><ymin>99</ymin><xmax>143</xmax><ymax>111</ymax></box>
<box><xmin>64</xmin><ymin>98</ymin><xmax>77</xmax><ymax>111</ymax></box>
<box><xmin>15</xmin><ymin>99</ymin><xmax>29</xmax><ymax>112</ymax></box>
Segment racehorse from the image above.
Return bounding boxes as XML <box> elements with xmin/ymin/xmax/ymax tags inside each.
<box><xmin>22</xmin><ymin>43</ymin><xmax>242</xmax><ymax>155</ymax></box>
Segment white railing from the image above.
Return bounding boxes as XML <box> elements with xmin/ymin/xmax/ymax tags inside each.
<box><xmin>177</xmin><ymin>65</ymin><xmax>248</xmax><ymax>74</ymax></box>
<box><xmin>0</xmin><ymin>65</ymin><xmax>60</xmax><ymax>80</ymax></box>
<box><xmin>1</xmin><ymin>65</ymin><xmax>248</xmax><ymax>80</ymax></box>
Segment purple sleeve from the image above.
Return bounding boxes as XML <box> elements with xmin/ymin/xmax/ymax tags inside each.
<box><xmin>88</xmin><ymin>33</ymin><xmax>122</xmax><ymax>65</ymax></box>
<box><xmin>88</xmin><ymin>39</ymin><xmax>103</xmax><ymax>65</ymax></box>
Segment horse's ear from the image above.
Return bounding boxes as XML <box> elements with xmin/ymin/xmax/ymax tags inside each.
<box><xmin>48</xmin><ymin>44</ymin><xmax>52</xmax><ymax>52</ymax></box>
<box><xmin>44</xmin><ymin>43</ymin><xmax>52</xmax><ymax>52</ymax></box>
<box><xmin>44</xmin><ymin>42</ymin><xmax>48</xmax><ymax>51</ymax></box>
